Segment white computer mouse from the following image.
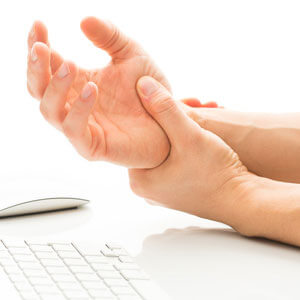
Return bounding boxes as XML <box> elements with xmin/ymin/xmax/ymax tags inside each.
<box><xmin>0</xmin><ymin>197</ymin><xmax>89</xmax><ymax>218</ymax></box>
<box><xmin>0</xmin><ymin>177</ymin><xmax>90</xmax><ymax>218</ymax></box>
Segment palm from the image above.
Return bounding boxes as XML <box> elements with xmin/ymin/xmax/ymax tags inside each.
<box><xmin>71</xmin><ymin>55</ymin><xmax>170</xmax><ymax>167</ymax></box>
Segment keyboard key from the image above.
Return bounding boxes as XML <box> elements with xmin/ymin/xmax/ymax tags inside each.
<box><xmin>118</xmin><ymin>296</ymin><xmax>142</xmax><ymax>300</ymax></box>
<box><xmin>57</xmin><ymin>281</ymin><xmax>84</xmax><ymax>290</ymax></box>
<box><xmin>18</xmin><ymin>291</ymin><xmax>40</xmax><ymax>300</ymax></box>
<box><xmin>46</xmin><ymin>266</ymin><xmax>71</xmax><ymax>275</ymax></box>
<box><xmin>8</xmin><ymin>247</ymin><xmax>32</xmax><ymax>255</ymax></box>
<box><xmin>106</xmin><ymin>243</ymin><xmax>122</xmax><ymax>250</ymax></box>
<box><xmin>92</xmin><ymin>263</ymin><xmax>115</xmax><ymax>271</ymax></box>
<box><xmin>81</xmin><ymin>280</ymin><xmax>107</xmax><ymax>289</ymax></box>
<box><xmin>0</xmin><ymin>257</ymin><xmax>16</xmax><ymax>266</ymax></box>
<box><xmin>75</xmin><ymin>273</ymin><xmax>99</xmax><ymax>281</ymax></box>
<box><xmin>39</xmin><ymin>295</ymin><xmax>65</xmax><ymax>300</ymax></box>
<box><xmin>111</xmin><ymin>286</ymin><xmax>137</xmax><ymax>295</ymax></box>
<box><xmin>14</xmin><ymin>282</ymin><xmax>34</xmax><ymax>291</ymax></box>
<box><xmin>14</xmin><ymin>254</ymin><xmax>37</xmax><ymax>262</ymax></box>
<box><xmin>52</xmin><ymin>244</ymin><xmax>74</xmax><ymax>251</ymax></box>
<box><xmin>119</xmin><ymin>256</ymin><xmax>134</xmax><ymax>263</ymax></box>
<box><xmin>57</xmin><ymin>251</ymin><xmax>81</xmax><ymax>259</ymax></box>
<box><xmin>89</xmin><ymin>289</ymin><xmax>114</xmax><ymax>297</ymax></box>
<box><xmin>104</xmin><ymin>279</ymin><xmax>130</xmax><ymax>287</ymax></box>
<box><xmin>114</xmin><ymin>263</ymin><xmax>140</xmax><ymax>270</ymax></box>
<box><xmin>86</xmin><ymin>256</ymin><xmax>109</xmax><ymax>263</ymax></box>
<box><xmin>0</xmin><ymin>241</ymin><xmax>7</xmax><ymax>250</ymax></box>
<box><xmin>18</xmin><ymin>262</ymin><xmax>42</xmax><ymax>270</ymax></box>
<box><xmin>120</xmin><ymin>270</ymin><xmax>149</xmax><ymax>280</ymax></box>
<box><xmin>51</xmin><ymin>273</ymin><xmax>77</xmax><ymax>282</ymax></box>
<box><xmin>9</xmin><ymin>273</ymin><xmax>28</xmax><ymax>282</ymax></box>
<box><xmin>29</xmin><ymin>277</ymin><xmax>53</xmax><ymax>285</ymax></box>
<box><xmin>29</xmin><ymin>245</ymin><xmax>53</xmax><ymax>252</ymax></box>
<box><xmin>3</xmin><ymin>240</ymin><xmax>27</xmax><ymax>248</ymax></box>
<box><xmin>97</xmin><ymin>270</ymin><xmax>122</xmax><ymax>279</ymax></box>
<box><xmin>69</xmin><ymin>265</ymin><xmax>94</xmax><ymax>274</ymax></box>
<box><xmin>64</xmin><ymin>290</ymin><xmax>90</xmax><ymax>298</ymax></box>
<box><xmin>35</xmin><ymin>251</ymin><xmax>58</xmax><ymax>259</ymax></box>
<box><xmin>63</xmin><ymin>257</ymin><xmax>87</xmax><ymax>266</ymax></box>
<box><xmin>0</xmin><ymin>251</ymin><xmax>10</xmax><ymax>258</ymax></box>
<box><xmin>101</xmin><ymin>248</ymin><xmax>118</xmax><ymax>257</ymax></box>
<box><xmin>4</xmin><ymin>265</ymin><xmax>21</xmax><ymax>274</ymax></box>
<box><xmin>26</xmin><ymin>241</ymin><xmax>48</xmax><ymax>246</ymax></box>
<box><xmin>73</xmin><ymin>242</ymin><xmax>103</xmax><ymax>256</ymax></box>
<box><xmin>40</xmin><ymin>258</ymin><xmax>65</xmax><ymax>267</ymax></box>
<box><xmin>24</xmin><ymin>269</ymin><xmax>48</xmax><ymax>277</ymax></box>
<box><xmin>35</xmin><ymin>284</ymin><xmax>60</xmax><ymax>294</ymax></box>
<box><xmin>112</xmin><ymin>249</ymin><xmax>128</xmax><ymax>256</ymax></box>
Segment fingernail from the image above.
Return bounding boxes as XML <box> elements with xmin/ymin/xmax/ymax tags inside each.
<box><xmin>81</xmin><ymin>83</ymin><xmax>93</xmax><ymax>99</ymax></box>
<box><xmin>138</xmin><ymin>77</ymin><xmax>159</xmax><ymax>99</ymax></box>
<box><xmin>57</xmin><ymin>62</ymin><xmax>70</xmax><ymax>78</ymax></box>
<box><xmin>31</xmin><ymin>46</ymin><xmax>38</xmax><ymax>62</ymax></box>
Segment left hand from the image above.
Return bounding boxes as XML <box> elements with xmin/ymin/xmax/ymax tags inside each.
<box><xmin>129</xmin><ymin>76</ymin><xmax>252</xmax><ymax>227</ymax></box>
<box><xmin>27</xmin><ymin>17</ymin><xmax>171</xmax><ymax>168</ymax></box>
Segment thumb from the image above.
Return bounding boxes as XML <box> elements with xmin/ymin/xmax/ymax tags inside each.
<box><xmin>137</xmin><ymin>76</ymin><xmax>192</xmax><ymax>142</ymax></box>
<box><xmin>80</xmin><ymin>16</ymin><xmax>142</xmax><ymax>60</ymax></box>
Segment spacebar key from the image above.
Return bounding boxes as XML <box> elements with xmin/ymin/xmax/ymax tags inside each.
<box><xmin>129</xmin><ymin>280</ymin><xmax>170</xmax><ymax>300</ymax></box>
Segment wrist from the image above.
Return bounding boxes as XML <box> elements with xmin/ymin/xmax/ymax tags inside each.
<box><xmin>224</xmin><ymin>174</ymin><xmax>300</xmax><ymax>246</ymax></box>
<box><xmin>214</xmin><ymin>171</ymin><xmax>260</xmax><ymax>235</ymax></box>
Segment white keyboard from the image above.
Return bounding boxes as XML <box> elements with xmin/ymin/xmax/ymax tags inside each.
<box><xmin>0</xmin><ymin>239</ymin><xmax>169</xmax><ymax>300</ymax></box>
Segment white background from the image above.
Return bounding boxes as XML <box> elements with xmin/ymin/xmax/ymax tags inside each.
<box><xmin>1</xmin><ymin>1</ymin><xmax>300</xmax><ymax>299</ymax></box>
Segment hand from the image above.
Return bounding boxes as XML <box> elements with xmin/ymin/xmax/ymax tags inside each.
<box><xmin>129</xmin><ymin>76</ymin><xmax>253</xmax><ymax>228</ymax></box>
<box><xmin>27</xmin><ymin>17</ymin><xmax>171</xmax><ymax>168</ymax></box>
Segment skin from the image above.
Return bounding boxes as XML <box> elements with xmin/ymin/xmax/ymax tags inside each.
<box><xmin>27</xmin><ymin>17</ymin><xmax>172</xmax><ymax>168</ymax></box>
<box><xmin>184</xmin><ymin>108</ymin><xmax>300</xmax><ymax>183</ymax></box>
<box><xmin>131</xmin><ymin>77</ymin><xmax>300</xmax><ymax>248</ymax></box>
<box><xmin>129</xmin><ymin>76</ymin><xmax>250</xmax><ymax>226</ymax></box>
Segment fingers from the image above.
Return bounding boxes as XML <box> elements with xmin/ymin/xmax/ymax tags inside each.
<box><xmin>181</xmin><ymin>98</ymin><xmax>203</xmax><ymax>108</ymax></box>
<box><xmin>181</xmin><ymin>98</ymin><xmax>219</xmax><ymax>108</ymax></box>
<box><xmin>40</xmin><ymin>61</ymin><xmax>77</xmax><ymax>129</ymax></box>
<box><xmin>27</xmin><ymin>42</ymin><xmax>51</xmax><ymax>100</ymax></box>
<box><xmin>27</xmin><ymin>21</ymin><xmax>48</xmax><ymax>50</ymax></box>
<box><xmin>28</xmin><ymin>21</ymin><xmax>63</xmax><ymax>75</ymax></box>
<box><xmin>136</xmin><ymin>76</ymin><xmax>199</xmax><ymax>143</ymax></box>
<box><xmin>80</xmin><ymin>16</ymin><xmax>141</xmax><ymax>60</ymax></box>
<box><xmin>62</xmin><ymin>82</ymin><xmax>100</xmax><ymax>159</ymax></box>
<box><xmin>203</xmin><ymin>101</ymin><xmax>218</xmax><ymax>108</ymax></box>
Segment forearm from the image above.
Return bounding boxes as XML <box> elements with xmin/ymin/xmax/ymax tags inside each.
<box><xmin>189</xmin><ymin>109</ymin><xmax>300</xmax><ymax>183</ymax></box>
<box><xmin>231</xmin><ymin>174</ymin><xmax>300</xmax><ymax>247</ymax></box>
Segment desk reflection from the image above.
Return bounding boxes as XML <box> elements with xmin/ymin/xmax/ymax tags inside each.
<box><xmin>136</xmin><ymin>226</ymin><xmax>300</xmax><ymax>300</ymax></box>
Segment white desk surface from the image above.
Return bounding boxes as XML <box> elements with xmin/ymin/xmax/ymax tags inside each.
<box><xmin>0</xmin><ymin>171</ymin><xmax>299</xmax><ymax>300</ymax></box>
